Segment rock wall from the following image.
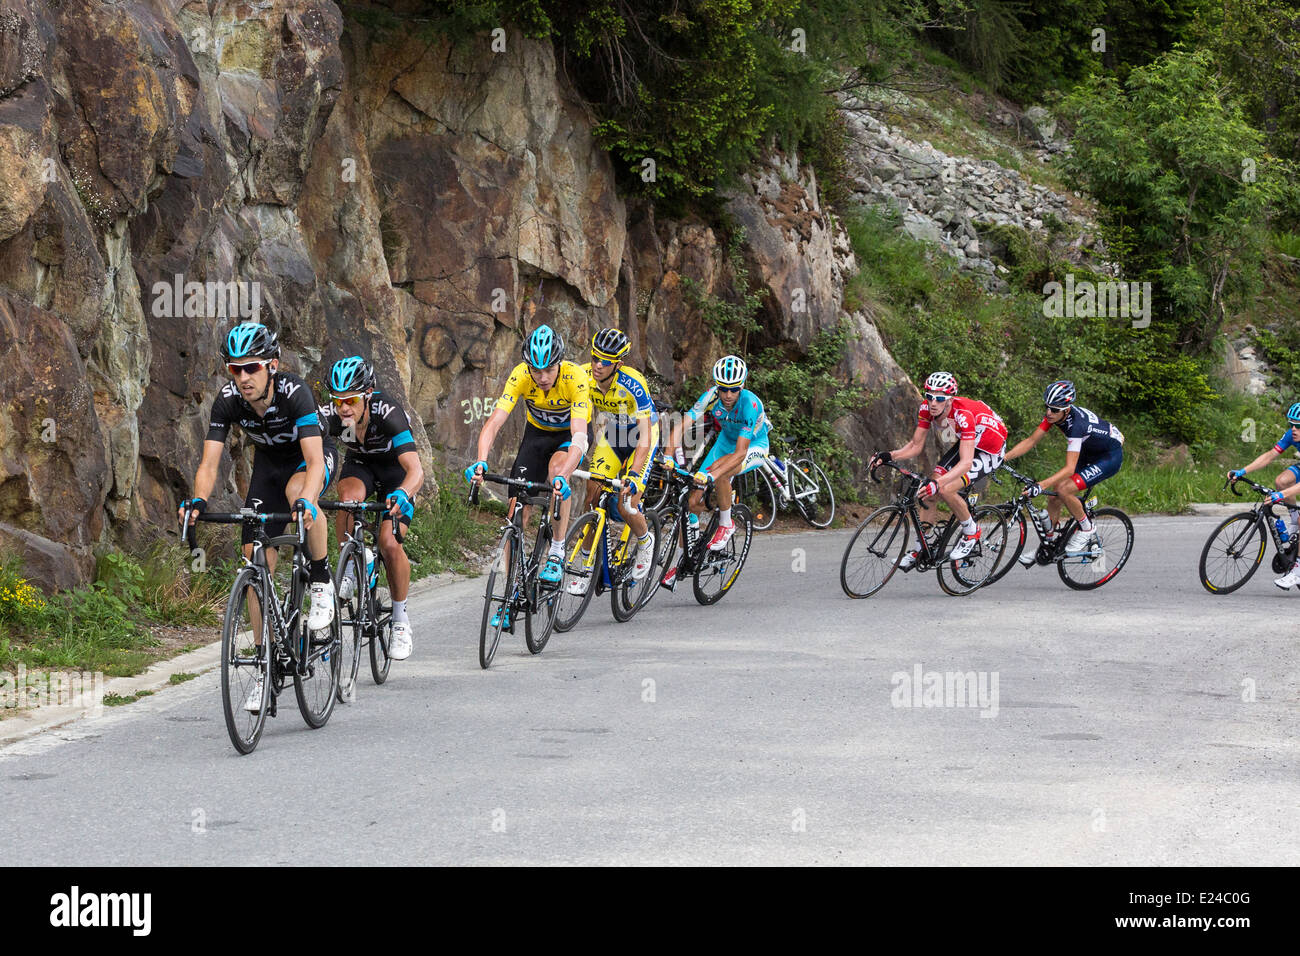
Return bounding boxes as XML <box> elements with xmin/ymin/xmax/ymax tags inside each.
<box><xmin>0</xmin><ymin>1</ymin><xmax>917</xmax><ymax>588</ymax></box>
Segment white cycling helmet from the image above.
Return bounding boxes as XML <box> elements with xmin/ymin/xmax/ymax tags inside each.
<box><xmin>923</xmin><ymin>371</ymin><xmax>958</xmax><ymax>396</ymax></box>
<box><xmin>713</xmin><ymin>354</ymin><xmax>748</xmax><ymax>387</ymax></box>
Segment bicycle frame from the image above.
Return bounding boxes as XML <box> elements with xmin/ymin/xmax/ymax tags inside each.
<box><xmin>568</xmin><ymin>470</ymin><xmax>637</xmax><ymax>592</ymax></box>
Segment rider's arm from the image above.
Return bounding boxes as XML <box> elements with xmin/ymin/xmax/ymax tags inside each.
<box><xmin>395</xmin><ymin>450</ymin><xmax>423</xmax><ymax>501</ymax></box>
<box><xmin>891</xmin><ymin>424</ymin><xmax>929</xmax><ymax>461</ymax></box>
<box><xmin>556</xmin><ymin>414</ymin><xmax>589</xmax><ymax>480</ymax></box>
<box><xmin>297</xmin><ymin>434</ymin><xmax>326</xmax><ymax>505</ymax></box>
<box><xmin>629</xmin><ymin>414</ymin><xmax>653</xmax><ymax>480</ymax></box>
<box><xmin>475</xmin><ymin>406</ymin><xmax>510</xmax><ymax>463</ymax></box>
<box><xmin>1240</xmin><ymin>447</ymin><xmax>1281</xmax><ymax>474</ymax></box>
<box><xmin>187</xmin><ymin>440</ymin><xmax>226</xmax><ymax>511</ymax></box>
<box><xmin>1005</xmin><ymin>424</ymin><xmax>1048</xmax><ymax>460</ymax></box>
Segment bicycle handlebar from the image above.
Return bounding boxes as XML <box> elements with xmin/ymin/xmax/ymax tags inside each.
<box><xmin>468</xmin><ymin>471</ymin><xmax>563</xmax><ymax>522</ymax></box>
<box><xmin>178</xmin><ymin>501</ymin><xmax>306</xmax><ymax>552</ymax></box>
<box><xmin>319</xmin><ymin>499</ymin><xmax>402</xmax><ymax>540</ymax></box>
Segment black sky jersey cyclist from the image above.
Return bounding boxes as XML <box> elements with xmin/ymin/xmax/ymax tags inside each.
<box><xmin>465</xmin><ymin>325</ymin><xmax>591</xmax><ymax>625</ymax></box>
<box><xmin>1228</xmin><ymin>400</ymin><xmax>1300</xmax><ymax>590</ymax></box>
<box><xmin>318</xmin><ymin>356</ymin><xmax>425</xmax><ymax>660</ymax></box>
<box><xmin>1005</xmin><ymin>379</ymin><xmax>1125</xmax><ymax>555</ymax></box>
<box><xmin>179</xmin><ymin>323</ymin><xmax>338</xmax><ymax>712</ymax></box>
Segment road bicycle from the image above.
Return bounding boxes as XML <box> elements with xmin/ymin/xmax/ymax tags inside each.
<box><xmin>552</xmin><ymin>469</ymin><xmax>665</xmax><ymax>630</ymax></box>
<box><xmin>468</xmin><ymin>472</ymin><xmax>564</xmax><ymax>668</ymax></box>
<box><xmin>321</xmin><ymin>500</ymin><xmax>400</xmax><ymax>700</ymax></box>
<box><xmin>736</xmin><ymin>435</ymin><xmax>836</xmax><ymax>532</ymax></box>
<box><xmin>651</xmin><ymin>456</ymin><xmax>754</xmax><ymax>606</ymax></box>
<box><xmin>839</xmin><ymin>459</ymin><xmax>1008</xmax><ymax>598</ymax></box>
<box><xmin>181</xmin><ymin>502</ymin><xmax>340</xmax><ymax>755</ymax></box>
<box><xmin>981</xmin><ymin>464</ymin><xmax>1134</xmax><ymax>591</ymax></box>
<box><xmin>641</xmin><ymin>420</ymin><xmax>714</xmax><ymax>512</ymax></box>
<box><xmin>1198</xmin><ymin>475</ymin><xmax>1300</xmax><ymax>594</ymax></box>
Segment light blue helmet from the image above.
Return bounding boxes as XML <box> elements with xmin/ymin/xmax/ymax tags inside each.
<box><xmin>713</xmin><ymin>354</ymin><xmax>748</xmax><ymax>387</ymax></box>
<box><xmin>1287</xmin><ymin>402</ymin><xmax>1300</xmax><ymax>425</ymax></box>
<box><xmin>523</xmin><ymin>325</ymin><xmax>564</xmax><ymax>369</ymax></box>
<box><xmin>329</xmin><ymin>356</ymin><xmax>374</xmax><ymax>394</ymax></box>
<box><xmin>224</xmin><ymin>322</ymin><xmax>278</xmax><ymax>361</ymax></box>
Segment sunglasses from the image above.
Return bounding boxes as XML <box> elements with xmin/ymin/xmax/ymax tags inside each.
<box><xmin>716</xmin><ymin>385</ymin><xmax>742</xmax><ymax>394</ymax></box>
<box><xmin>331</xmin><ymin>394</ymin><xmax>365</xmax><ymax>408</ymax></box>
<box><xmin>1045</xmin><ymin>405</ymin><xmax>1068</xmax><ymax>414</ymax></box>
<box><xmin>228</xmin><ymin>361</ymin><xmax>267</xmax><ymax>377</ymax></box>
<box><xmin>591</xmin><ymin>356</ymin><xmax>616</xmax><ymax>367</ymax></box>
<box><xmin>924</xmin><ymin>393</ymin><xmax>950</xmax><ymax>403</ymax></box>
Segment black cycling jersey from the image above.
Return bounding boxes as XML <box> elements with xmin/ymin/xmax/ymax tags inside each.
<box><xmin>1041</xmin><ymin>405</ymin><xmax>1124</xmax><ymax>456</ymax></box>
<box><xmin>317</xmin><ymin>389</ymin><xmax>417</xmax><ymax>462</ymax></box>
<box><xmin>206</xmin><ymin>371</ymin><xmax>329</xmax><ymax>459</ymax></box>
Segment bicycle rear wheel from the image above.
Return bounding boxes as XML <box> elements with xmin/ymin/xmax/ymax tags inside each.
<box><xmin>333</xmin><ymin>542</ymin><xmax>364</xmax><ymax>703</ymax></box>
<box><xmin>554</xmin><ymin>511</ymin><xmax>602</xmax><ymax>632</ymax></box>
<box><xmin>294</xmin><ymin>575</ymin><xmax>340</xmax><ymax>728</ymax></box>
<box><xmin>221</xmin><ymin>569</ymin><xmax>270</xmax><ymax>755</ymax></box>
<box><xmin>612</xmin><ymin>509</ymin><xmax>663</xmax><ymax>622</ymax></box>
<box><xmin>479</xmin><ymin>528</ymin><xmax>517</xmax><ymax>669</ymax></box>
<box><xmin>1198</xmin><ymin>511</ymin><xmax>1265</xmax><ymax>594</ymax></box>
<box><xmin>940</xmin><ymin>505</ymin><xmax>1008</xmax><ymax>595</ymax></box>
<box><xmin>839</xmin><ymin>505</ymin><xmax>909</xmax><ymax>599</ymax></box>
<box><xmin>983</xmin><ymin>507</ymin><xmax>1027</xmax><ymax>587</ymax></box>
<box><xmin>525</xmin><ymin>521</ymin><xmax>559</xmax><ymax>653</ymax></box>
<box><xmin>1058</xmin><ymin>507</ymin><xmax>1134</xmax><ymax>590</ymax></box>
<box><xmin>736</xmin><ymin>468</ymin><xmax>778</xmax><ymax>532</ymax></box>
<box><xmin>693</xmin><ymin>505</ymin><xmax>753</xmax><ymax>605</ymax></box>
<box><xmin>792</xmin><ymin>458</ymin><xmax>836</xmax><ymax>528</ymax></box>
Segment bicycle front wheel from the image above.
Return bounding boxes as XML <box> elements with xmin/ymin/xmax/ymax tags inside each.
<box><xmin>840</xmin><ymin>505</ymin><xmax>909</xmax><ymax>599</ymax></box>
<box><xmin>693</xmin><ymin>505</ymin><xmax>753</xmax><ymax>605</ymax></box>
<box><xmin>479</xmin><ymin>528</ymin><xmax>518</xmax><ymax>669</ymax></box>
<box><xmin>1058</xmin><ymin>507</ymin><xmax>1134</xmax><ymax>590</ymax></box>
<box><xmin>1198</xmin><ymin>511</ymin><xmax>1265</xmax><ymax>594</ymax></box>
<box><xmin>333</xmin><ymin>542</ymin><xmax>364</xmax><ymax>703</ymax></box>
<box><xmin>792</xmin><ymin>458</ymin><xmax>835</xmax><ymax>528</ymax></box>
<box><xmin>939</xmin><ymin>505</ymin><xmax>1008</xmax><ymax>595</ymax></box>
<box><xmin>612</xmin><ymin>509</ymin><xmax>663</xmax><ymax>622</ymax></box>
<box><xmin>554</xmin><ymin>511</ymin><xmax>602</xmax><ymax>632</ymax></box>
<box><xmin>525</xmin><ymin>521</ymin><xmax>559</xmax><ymax>654</ymax></box>
<box><xmin>737</xmin><ymin>468</ymin><xmax>778</xmax><ymax>532</ymax></box>
<box><xmin>983</xmin><ymin>507</ymin><xmax>1027</xmax><ymax>587</ymax></box>
<box><xmin>221</xmin><ymin>569</ymin><xmax>270</xmax><ymax>755</ymax></box>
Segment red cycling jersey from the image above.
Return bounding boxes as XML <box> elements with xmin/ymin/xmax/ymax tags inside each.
<box><xmin>918</xmin><ymin>396</ymin><xmax>1008</xmax><ymax>454</ymax></box>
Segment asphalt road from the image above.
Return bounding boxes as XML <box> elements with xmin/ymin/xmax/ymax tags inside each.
<box><xmin>1</xmin><ymin>516</ymin><xmax>1296</xmax><ymax>865</ymax></box>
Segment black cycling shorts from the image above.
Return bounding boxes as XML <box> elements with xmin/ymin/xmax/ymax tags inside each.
<box><xmin>934</xmin><ymin>442</ymin><xmax>1004</xmax><ymax>490</ymax></box>
<box><xmin>242</xmin><ymin>445</ymin><xmax>337</xmax><ymax>545</ymax></box>
<box><xmin>338</xmin><ymin>455</ymin><xmax>413</xmax><ymax>528</ymax></box>
<box><xmin>509</xmin><ymin>421</ymin><xmax>590</xmax><ymax>485</ymax></box>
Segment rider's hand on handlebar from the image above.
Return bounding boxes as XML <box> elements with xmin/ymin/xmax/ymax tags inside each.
<box><xmin>178</xmin><ymin>497</ymin><xmax>206</xmax><ymax>525</ymax></box>
<box><xmin>1229</xmin><ymin>468</ymin><xmax>1246</xmax><ymax>480</ymax></box>
<box><xmin>918</xmin><ymin>479</ymin><xmax>938</xmax><ymax>501</ymax></box>
<box><xmin>1267</xmin><ymin>490</ymin><xmax>1286</xmax><ymax>505</ymax></box>
<box><xmin>1024</xmin><ymin>482</ymin><xmax>1043</xmax><ymax>499</ymax></box>
<box><xmin>464</xmin><ymin>460</ymin><xmax>487</xmax><ymax>485</ymax></box>
<box><xmin>552</xmin><ymin>475</ymin><xmax>572</xmax><ymax>501</ymax></box>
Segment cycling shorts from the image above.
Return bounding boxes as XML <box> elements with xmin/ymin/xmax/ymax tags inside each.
<box><xmin>1072</xmin><ymin>446</ymin><xmax>1124</xmax><ymax>491</ymax></box>
<box><xmin>243</xmin><ymin>445</ymin><xmax>337</xmax><ymax>545</ymax></box>
<box><xmin>700</xmin><ymin>434</ymin><xmax>770</xmax><ymax>475</ymax></box>
<box><xmin>510</xmin><ymin>420</ymin><xmax>591</xmax><ymax>485</ymax></box>
<box><xmin>934</xmin><ymin>443</ymin><xmax>1003</xmax><ymax>489</ymax></box>
<box><xmin>338</xmin><ymin>456</ymin><xmax>414</xmax><ymax>528</ymax></box>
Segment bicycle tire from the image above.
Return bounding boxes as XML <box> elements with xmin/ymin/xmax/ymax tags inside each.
<box><xmin>839</xmin><ymin>505</ymin><xmax>909</xmax><ymax>599</ymax></box>
<box><xmin>983</xmin><ymin>506</ymin><xmax>1027</xmax><ymax>587</ymax></box>
<box><xmin>369</xmin><ymin>574</ymin><xmax>392</xmax><ymax>684</ymax></box>
<box><xmin>641</xmin><ymin>463</ymin><xmax>671</xmax><ymax>513</ymax></box>
<box><xmin>693</xmin><ymin>504</ymin><xmax>753</xmax><ymax>605</ymax></box>
<box><xmin>939</xmin><ymin>505</ymin><xmax>1008</xmax><ymax>595</ymax></box>
<box><xmin>478</xmin><ymin>527</ymin><xmax>518</xmax><ymax>668</ymax></box>
<box><xmin>612</xmin><ymin>509</ymin><xmax>663</xmax><ymax>622</ymax></box>
<box><xmin>792</xmin><ymin>458</ymin><xmax>836</xmax><ymax>529</ymax></box>
<box><xmin>644</xmin><ymin>504</ymin><xmax>682</xmax><ymax>607</ymax></box>
<box><xmin>294</xmin><ymin>580</ymin><xmax>340</xmax><ymax>729</ymax></box>
<box><xmin>1056</xmin><ymin>506</ymin><xmax>1134</xmax><ymax>590</ymax></box>
<box><xmin>221</xmin><ymin>568</ymin><xmax>270</xmax><ymax>755</ymax></box>
<box><xmin>333</xmin><ymin>542</ymin><xmax>364</xmax><ymax>703</ymax></box>
<box><xmin>554</xmin><ymin>511</ymin><xmax>602</xmax><ymax>632</ymax></box>
<box><xmin>525</xmin><ymin>520</ymin><xmax>559</xmax><ymax>653</ymax></box>
<box><xmin>737</xmin><ymin>468</ymin><xmax>778</xmax><ymax>532</ymax></box>
<box><xmin>1198</xmin><ymin>511</ymin><xmax>1266</xmax><ymax>594</ymax></box>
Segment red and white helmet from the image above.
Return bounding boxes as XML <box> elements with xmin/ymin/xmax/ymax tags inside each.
<box><xmin>924</xmin><ymin>371</ymin><xmax>958</xmax><ymax>396</ymax></box>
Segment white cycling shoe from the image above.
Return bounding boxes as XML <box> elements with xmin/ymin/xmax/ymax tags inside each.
<box><xmin>632</xmin><ymin>533</ymin><xmax>657</xmax><ymax>580</ymax></box>
<box><xmin>244</xmin><ymin>675</ymin><xmax>265</xmax><ymax>713</ymax></box>
<box><xmin>1065</xmin><ymin>529</ymin><xmax>1096</xmax><ymax>555</ymax></box>
<box><xmin>337</xmin><ymin>573</ymin><xmax>356</xmax><ymax>602</ymax></box>
<box><xmin>949</xmin><ymin>529</ymin><xmax>981</xmax><ymax>561</ymax></box>
<box><xmin>389</xmin><ymin>621</ymin><xmax>413</xmax><ymax>660</ymax></box>
<box><xmin>565</xmin><ymin>574</ymin><xmax>590</xmax><ymax>597</ymax></box>
<box><xmin>307</xmin><ymin>580</ymin><xmax>335</xmax><ymax>630</ymax></box>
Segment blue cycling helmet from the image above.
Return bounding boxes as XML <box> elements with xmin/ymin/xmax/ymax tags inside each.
<box><xmin>1043</xmin><ymin>380</ymin><xmax>1076</xmax><ymax>407</ymax></box>
<box><xmin>523</xmin><ymin>325</ymin><xmax>564</xmax><ymax>369</ymax></box>
<box><xmin>1287</xmin><ymin>402</ymin><xmax>1300</xmax><ymax>425</ymax></box>
<box><xmin>329</xmin><ymin>356</ymin><xmax>374</xmax><ymax>394</ymax></box>
<box><xmin>224</xmin><ymin>322</ymin><xmax>279</xmax><ymax>360</ymax></box>
<box><xmin>713</xmin><ymin>354</ymin><xmax>748</xmax><ymax>387</ymax></box>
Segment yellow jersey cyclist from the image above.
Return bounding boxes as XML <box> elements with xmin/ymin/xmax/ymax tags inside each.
<box><xmin>1228</xmin><ymin>401</ymin><xmax>1300</xmax><ymax>590</ymax></box>
<box><xmin>465</xmin><ymin>325</ymin><xmax>591</xmax><ymax>620</ymax></box>
<box><xmin>318</xmin><ymin>356</ymin><xmax>425</xmax><ymax>661</ymax></box>
<box><xmin>566</xmin><ymin>328</ymin><xmax>660</xmax><ymax>593</ymax></box>
<box><xmin>179</xmin><ymin>323</ymin><xmax>338</xmax><ymax>711</ymax></box>
<box><xmin>661</xmin><ymin>355</ymin><xmax>770</xmax><ymax>584</ymax></box>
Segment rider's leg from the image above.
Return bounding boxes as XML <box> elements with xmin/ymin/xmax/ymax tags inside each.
<box><xmin>1277</xmin><ymin>467</ymin><xmax>1299</xmax><ymax>533</ymax></box>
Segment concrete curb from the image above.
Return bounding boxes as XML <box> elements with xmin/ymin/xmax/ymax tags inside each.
<box><xmin>0</xmin><ymin>568</ymin><xmax>475</xmax><ymax>748</ymax></box>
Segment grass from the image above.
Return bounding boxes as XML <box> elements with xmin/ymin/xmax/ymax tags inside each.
<box><xmin>102</xmin><ymin>689</ymin><xmax>154</xmax><ymax>707</ymax></box>
<box><xmin>169</xmin><ymin>672</ymin><xmax>198</xmax><ymax>685</ymax></box>
<box><xmin>403</xmin><ymin>467</ymin><xmax>500</xmax><ymax>576</ymax></box>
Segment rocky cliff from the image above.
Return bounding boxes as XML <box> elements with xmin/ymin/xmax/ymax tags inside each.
<box><xmin>0</xmin><ymin>0</ymin><xmax>915</xmax><ymax>589</ymax></box>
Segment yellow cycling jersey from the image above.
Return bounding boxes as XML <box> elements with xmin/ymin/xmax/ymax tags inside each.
<box><xmin>495</xmin><ymin>361</ymin><xmax>591</xmax><ymax>432</ymax></box>
<box><xmin>579</xmin><ymin>362</ymin><xmax>659</xmax><ymax>425</ymax></box>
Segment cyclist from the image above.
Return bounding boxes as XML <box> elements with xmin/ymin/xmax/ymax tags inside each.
<box><xmin>660</xmin><ymin>355</ymin><xmax>770</xmax><ymax>586</ymax></box>
<box><xmin>870</xmin><ymin>371</ymin><xmax>1006</xmax><ymax>566</ymax></box>
<box><xmin>1228</xmin><ymin>401</ymin><xmax>1300</xmax><ymax>589</ymax></box>
<box><xmin>566</xmin><ymin>328</ymin><xmax>659</xmax><ymax>593</ymax></box>
<box><xmin>179</xmin><ymin>323</ymin><xmax>337</xmax><ymax>711</ymax></box>
<box><xmin>1004</xmin><ymin>380</ymin><xmax>1124</xmax><ymax>555</ymax></box>
<box><xmin>319</xmin><ymin>356</ymin><xmax>424</xmax><ymax>661</ymax></box>
<box><xmin>464</xmin><ymin>325</ymin><xmax>591</xmax><ymax>626</ymax></box>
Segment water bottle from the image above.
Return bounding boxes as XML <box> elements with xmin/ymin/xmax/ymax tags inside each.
<box><xmin>1275</xmin><ymin>518</ymin><xmax>1290</xmax><ymax>544</ymax></box>
<box><xmin>365</xmin><ymin>546</ymin><xmax>377</xmax><ymax>587</ymax></box>
<box><xmin>686</xmin><ymin>512</ymin><xmax>700</xmax><ymax>551</ymax></box>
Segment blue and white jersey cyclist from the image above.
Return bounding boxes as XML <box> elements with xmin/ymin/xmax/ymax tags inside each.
<box><xmin>318</xmin><ymin>356</ymin><xmax>424</xmax><ymax>662</ymax></box>
<box><xmin>179</xmin><ymin>323</ymin><xmax>338</xmax><ymax>713</ymax></box>
<box><xmin>1004</xmin><ymin>379</ymin><xmax>1124</xmax><ymax>556</ymax></box>
<box><xmin>1228</xmin><ymin>401</ymin><xmax>1300</xmax><ymax>590</ymax></box>
<box><xmin>661</xmin><ymin>355</ymin><xmax>769</xmax><ymax>583</ymax></box>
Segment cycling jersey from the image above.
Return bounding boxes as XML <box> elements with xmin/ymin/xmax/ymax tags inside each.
<box><xmin>918</xmin><ymin>396</ymin><xmax>1007</xmax><ymax>454</ymax></box>
<box><xmin>582</xmin><ymin>362</ymin><xmax>660</xmax><ymax>454</ymax></box>
<box><xmin>318</xmin><ymin>390</ymin><xmax>417</xmax><ymax>462</ymax></box>
<box><xmin>206</xmin><ymin>371</ymin><xmax>330</xmax><ymax>459</ymax></box>
<box><xmin>686</xmin><ymin>387</ymin><xmax>770</xmax><ymax>445</ymax></box>
<box><xmin>1039</xmin><ymin>405</ymin><xmax>1124</xmax><ymax>455</ymax></box>
<box><xmin>1273</xmin><ymin>429</ymin><xmax>1300</xmax><ymax>454</ymax></box>
<box><xmin>495</xmin><ymin>361</ymin><xmax>591</xmax><ymax>432</ymax></box>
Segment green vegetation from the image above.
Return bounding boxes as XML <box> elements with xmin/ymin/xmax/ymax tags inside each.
<box><xmin>169</xmin><ymin>672</ymin><xmax>198</xmax><ymax>685</ymax></box>
<box><xmin>402</xmin><ymin>467</ymin><xmax>500</xmax><ymax>576</ymax></box>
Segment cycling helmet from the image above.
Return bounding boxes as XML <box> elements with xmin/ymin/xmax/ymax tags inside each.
<box><xmin>523</xmin><ymin>325</ymin><xmax>564</xmax><ymax>369</ymax></box>
<box><xmin>1287</xmin><ymin>402</ymin><xmax>1300</xmax><ymax>425</ymax></box>
<box><xmin>224</xmin><ymin>322</ymin><xmax>279</xmax><ymax>361</ymax></box>
<box><xmin>1043</xmin><ymin>380</ymin><xmax>1076</xmax><ymax>408</ymax></box>
<box><xmin>591</xmin><ymin>328</ymin><xmax>631</xmax><ymax>362</ymax></box>
<box><xmin>713</xmin><ymin>355</ymin><xmax>748</xmax><ymax>387</ymax></box>
<box><xmin>923</xmin><ymin>371</ymin><xmax>958</xmax><ymax>396</ymax></box>
<box><xmin>329</xmin><ymin>356</ymin><xmax>375</xmax><ymax>394</ymax></box>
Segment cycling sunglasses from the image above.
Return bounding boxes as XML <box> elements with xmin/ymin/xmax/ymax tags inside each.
<box><xmin>1045</xmin><ymin>404</ymin><xmax>1068</xmax><ymax>414</ymax></box>
<box><xmin>716</xmin><ymin>385</ymin><xmax>742</xmax><ymax>394</ymax></box>
<box><xmin>924</xmin><ymin>392</ymin><xmax>951</xmax><ymax>403</ymax></box>
<box><xmin>227</xmin><ymin>361</ymin><xmax>267</xmax><ymax>377</ymax></box>
<box><xmin>331</xmin><ymin>393</ymin><xmax>365</xmax><ymax>408</ymax></box>
<box><xmin>591</xmin><ymin>355</ymin><xmax>617</xmax><ymax>367</ymax></box>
